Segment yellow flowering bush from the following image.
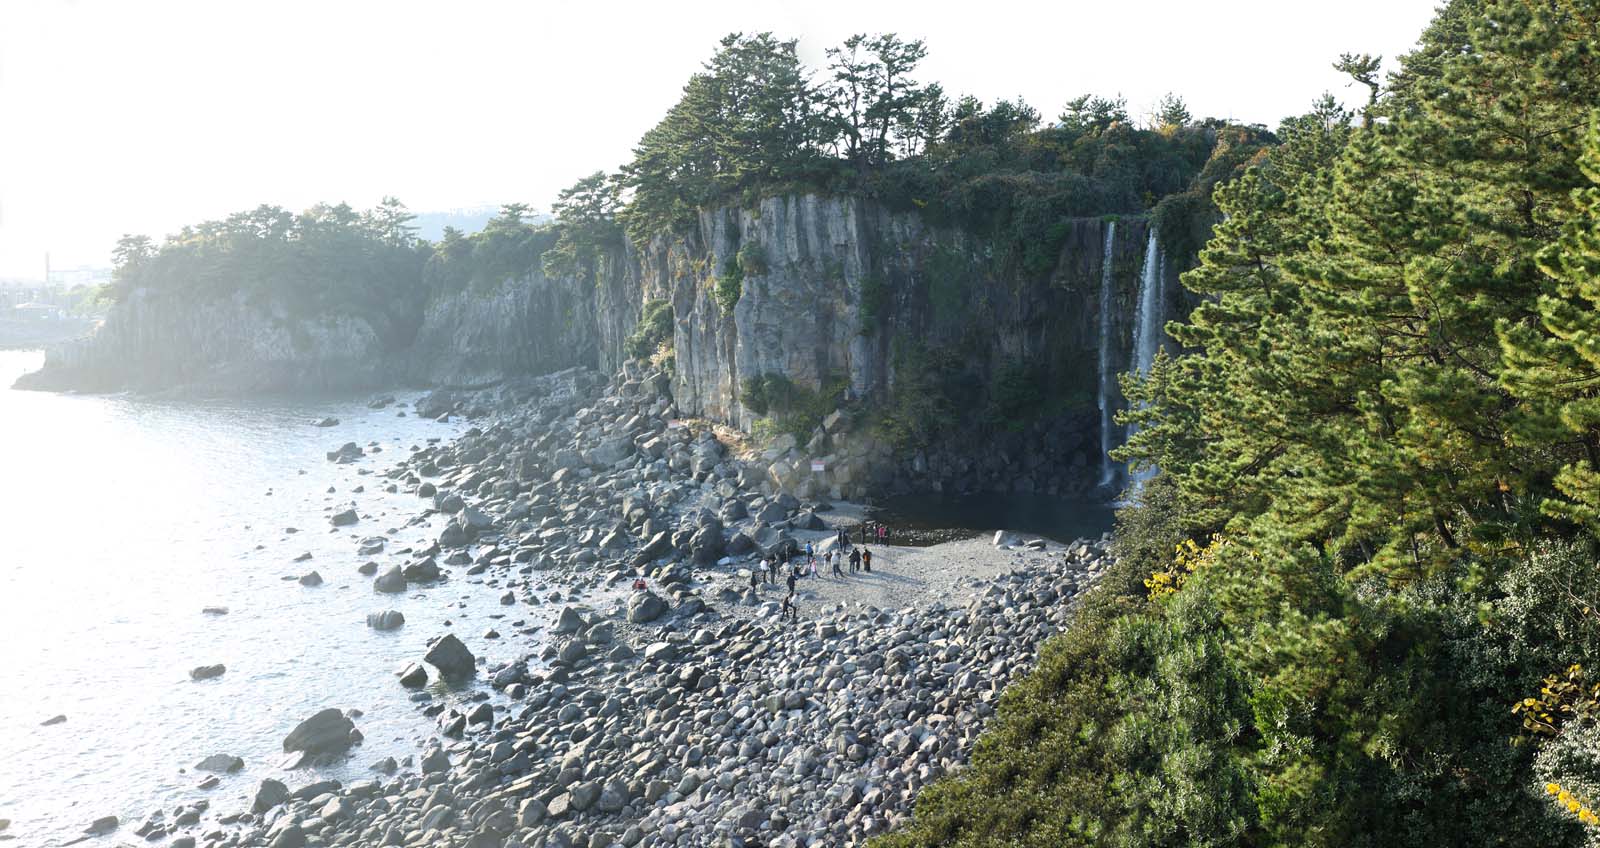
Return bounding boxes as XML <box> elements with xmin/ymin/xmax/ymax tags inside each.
<box><xmin>1145</xmin><ymin>535</ymin><xmax>1227</xmax><ymax>600</ymax></box>
<box><xmin>1545</xmin><ymin>781</ymin><xmax>1600</xmax><ymax>827</ymax></box>
<box><xmin>1516</xmin><ymin>664</ymin><xmax>1600</xmax><ymax>737</ymax></box>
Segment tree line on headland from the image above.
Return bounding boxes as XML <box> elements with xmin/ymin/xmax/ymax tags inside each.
<box><xmin>103</xmin><ymin>31</ymin><xmax>1257</xmax><ymax>317</ymax></box>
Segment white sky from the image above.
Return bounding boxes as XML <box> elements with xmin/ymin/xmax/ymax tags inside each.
<box><xmin>0</xmin><ymin>0</ymin><xmax>1441</xmax><ymax>279</ymax></box>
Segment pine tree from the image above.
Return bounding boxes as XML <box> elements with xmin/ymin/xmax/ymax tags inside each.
<box><xmin>1502</xmin><ymin>114</ymin><xmax>1600</xmax><ymax>529</ymax></box>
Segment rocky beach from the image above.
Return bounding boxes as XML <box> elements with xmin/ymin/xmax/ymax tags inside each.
<box><xmin>61</xmin><ymin>362</ymin><xmax>1112</xmax><ymax>848</ymax></box>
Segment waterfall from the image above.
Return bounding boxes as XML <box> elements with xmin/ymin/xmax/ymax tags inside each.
<box><xmin>1127</xmin><ymin>228</ymin><xmax>1167</xmax><ymax>487</ymax></box>
<box><xmin>1096</xmin><ymin>221</ymin><xmax>1117</xmax><ymax>488</ymax></box>
<box><xmin>1131</xmin><ymin>229</ymin><xmax>1166</xmax><ymax>378</ymax></box>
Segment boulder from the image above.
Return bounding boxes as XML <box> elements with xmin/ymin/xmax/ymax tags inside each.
<box><xmin>373</xmin><ymin>565</ymin><xmax>407</xmax><ymax>593</ymax></box>
<box><xmin>366</xmin><ymin>610</ymin><xmax>405</xmax><ymax>631</ymax></box>
<box><xmin>189</xmin><ymin>664</ymin><xmax>226</xmax><ymax>681</ymax></box>
<box><xmin>424</xmin><ymin>633</ymin><xmax>476</xmax><ymax>679</ymax></box>
<box><xmin>553</xmin><ymin>606</ymin><xmax>585</xmax><ymax>635</ymax></box>
<box><xmin>326</xmin><ymin>442</ymin><xmax>363</xmax><ymax>462</ymax></box>
<box><xmin>313</xmin><ymin>417</ymin><xmax>339</xmax><ymax>428</ymax></box>
<box><xmin>415</xmin><ymin>390</ymin><xmax>455</xmax><ymax>419</ymax></box>
<box><xmin>252</xmin><ymin>778</ymin><xmax>289</xmax><ymax>813</ymax></box>
<box><xmin>195</xmin><ymin>753</ymin><xmax>244</xmax><ymax>773</ymax></box>
<box><xmin>330</xmin><ymin>508</ymin><xmax>359</xmax><ymax>527</ymax></box>
<box><xmin>627</xmin><ymin>591</ymin><xmax>667</xmax><ymax>624</ymax></box>
<box><xmin>631</xmin><ymin>531</ymin><xmax>674</xmax><ymax>566</ymax></box>
<box><xmin>402</xmin><ymin>557</ymin><xmax>441</xmax><ymax>582</ymax></box>
<box><xmin>298</xmin><ymin>571</ymin><xmax>323</xmax><ymax>587</ymax></box>
<box><xmin>282</xmin><ymin>708</ymin><xmax>358</xmax><ymax>756</ymax></box>
<box><xmin>398</xmin><ymin>663</ymin><xmax>428</xmax><ymax>688</ymax></box>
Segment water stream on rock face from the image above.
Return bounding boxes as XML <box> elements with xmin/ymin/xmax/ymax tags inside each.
<box><xmin>0</xmin><ymin>350</ymin><xmax>535</xmax><ymax>847</ymax></box>
<box><xmin>1127</xmin><ymin>230</ymin><xmax>1168</xmax><ymax>488</ymax></box>
<box><xmin>1096</xmin><ymin>220</ymin><xmax>1118</xmax><ymax>490</ymax></box>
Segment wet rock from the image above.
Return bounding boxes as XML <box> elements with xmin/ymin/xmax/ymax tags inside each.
<box><xmin>403</xmin><ymin>557</ymin><xmax>441</xmax><ymax>582</ymax></box>
<box><xmin>398</xmin><ymin>663</ymin><xmax>428</xmax><ymax>688</ymax></box>
<box><xmin>330</xmin><ymin>508</ymin><xmax>359</xmax><ymax>527</ymax></box>
<box><xmin>373</xmin><ymin>565</ymin><xmax>407</xmax><ymax>593</ymax></box>
<box><xmin>298</xmin><ymin>570</ymin><xmax>323</xmax><ymax>587</ymax></box>
<box><xmin>423</xmin><ymin>633</ymin><xmax>476</xmax><ymax>679</ymax></box>
<box><xmin>41</xmin><ymin>714</ymin><xmax>65</xmax><ymax>726</ymax></box>
<box><xmin>366</xmin><ymin>610</ymin><xmax>405</xmax><ymax>631</ymax></box>
<box><xmin>282</xmin><ymin>708</ymin><xmax>358</xmax><ymax>756</ymax></box>
<box><xmin>189</xmin><ymin>663</ymin><xmax>226</xmax><ymax>681</ymax></box>
<box><xmin>195</xmin><ymin>753</ymin><xmax>244</xmax><ymax>773</ymax></box>
<box><xmin>85</xmin><ymin>815</ymin><xmax>118</xmax><ymax>835</ymax></box>
<box><xmin>326</xmin><ymin>442</ymin><xmax>363</xmax><ymax>463</ymax></box>
<box><xmin>256</xmin><ymin>777</ymin><xmax>291</xmax><ymax>812</ymax></box>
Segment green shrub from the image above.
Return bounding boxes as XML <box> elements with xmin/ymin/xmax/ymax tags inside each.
<box><xmin>715</xmin><ymin>256</ymin><xmax>743</xmax><ymax>313</ymax></box>
<box><xmin>859</xmin><ymin>273</ymin><xmax>889</xmax><ymax>334</ymax></box>
<box><xmin>624</xmin><ymin>300</ymin><xmax>673</xmax><ymax>360</ymax></box>
<box><xmin>741</xmin><ymin>371</ymin><xmax>843</xmax><ymax>441</ymax></box>
<box><xmin>736</xmin><ymin>241</ymin><xmax>769</xmax><ymax>276</ymax></box>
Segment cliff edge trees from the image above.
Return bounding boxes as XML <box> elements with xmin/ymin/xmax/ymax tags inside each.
<box><xmin>875</xmin><ymin>1</ymin><xmax>1600</xmax><ymax>845</ymax></box>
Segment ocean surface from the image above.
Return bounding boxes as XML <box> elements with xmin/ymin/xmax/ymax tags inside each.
<box><xmin>0</xmin><ymin>350</ymin><xmax>526</xmax><ymax>846</ymax></box>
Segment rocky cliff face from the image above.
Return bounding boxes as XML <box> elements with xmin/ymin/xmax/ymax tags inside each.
<box><xmin>15</xmin><ymin>288</ymin><xmax>390</xmax><ymax>394</ymax></box>
<box><xmin>593</xmin><ymin>195</ymin><xmax>1178</xmax><ymax>498</ymax></box>
<box><xmin>21</xmin><ymin>192</ymin><xmax>1181</xmax><ymax>497</ymax></box>
<box><xmin>615</xmin><ymin>195</ymin><xmax>1165</xmax><ymax>427</ymax></box>
<box><xmin>405</xmin><ymin>271</ymin><xmax>598</xmax><ymax>388</ymax></box>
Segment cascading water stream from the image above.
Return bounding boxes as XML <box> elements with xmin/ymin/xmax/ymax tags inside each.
<box><xmin>1096</xmin><ymin>220</ymin><xmax>1117</xmax><ymax>488</ymax></box>
<box><xmin>1127</xmin><ymin>228</ymin><xmax>1167</xmax><ymax>487</ymax></box>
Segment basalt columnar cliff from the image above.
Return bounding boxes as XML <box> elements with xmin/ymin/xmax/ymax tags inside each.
<box><xmin>20</xmin><ymin>196</ymin><xmax>1181</xmax><ymax>498</ymax></box>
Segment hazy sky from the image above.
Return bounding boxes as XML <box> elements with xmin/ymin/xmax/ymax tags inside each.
<box><xmin>0</xmin><ymin>0</ymin><xmax>1440</xmax><ymax>280</ymax></box>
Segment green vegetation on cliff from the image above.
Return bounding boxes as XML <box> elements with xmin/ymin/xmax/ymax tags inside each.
<box><xmin>615</xmin><ymin>32</ymin><xmax>1269</xmax><ymax>276</ymax></box>
<box><xmin>107</xmin><ymin>198</ymin><xmax>430</xmax><ymax>345</ymax></box>
<box><xmin>876</xmin><ymin>1</ymin><xmax>1600</xmax><ymax>845</ymax></box>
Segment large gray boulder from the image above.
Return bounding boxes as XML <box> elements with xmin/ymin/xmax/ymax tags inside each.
<box><xmin>189</xmin><ymin>663</ymin><xmax>226</xmax><ymax>681</ymax></box>
<box><xmin>631</xmin><ymin>531</ymin><xmax>673</xmax><ymax>566</ymax></box>
<box><xmin>627</xmin><ymin>591</ymin><xmax>667</xmax><ymax>624</ymax></box>
<box><xmin>415</xmin><ymin>390</ymin><xmax>455</xmax><ymax>419</ymax></box>
<box><xmin>366</xmin><ymin>610</ymin><xmax>405</xmax><ymax>631</ymax></box>
<box><xmin>373</xmin><ymin>565</ymin><xmax>407</xmax><ymax>593</ymax></box>
<box><xmin>195</xmin><ymin>753</ymin><xmax>244</xmax><ymax>773</ymax></box>
<box><xmin>330</xmin><ymin>508</ymin><xmax>358</xmax><ymax>527</ymax></box>
<box><xmin>590</xmin><ymin>438</ymin><xmax>633</xmax><ymax>467</ymax></box>
<box><xmin>252</xmin><ymin>778</ymin><xmax>289</xmax><ymax>813</ymax></box>
<box><xmin>424</xmin><ymin>633</ymin><xmax>476</xmax><ymax>679</ymax></box>
<box><xmin>282</xmin><ymin>708</ymin><xmax>358</xmax><ymax>756</ymax></box>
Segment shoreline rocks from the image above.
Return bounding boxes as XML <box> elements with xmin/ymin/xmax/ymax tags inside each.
<box><xmin>422</xmin><ymin>633</ymin><xmax>476</xmax><ymax>679</ymax></box>
<box><xmin>282</xmin><ymin>709</ymin><xmax>360</xmax><ymax>759</ymax></box>
<box><xmin>133</xmin><ymin>364</ymin><xmax>1114</xmax><ymax>848</ymax></box>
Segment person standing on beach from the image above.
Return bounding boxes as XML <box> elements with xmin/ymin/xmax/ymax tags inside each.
<box><xmin>863</xmin><ymin>548</ymin><xmax>873</xmax><ymax>572</ymax></box>
<box><xmin>849</xmin><ymin>547</ymin><xmax>861</xmax><ymax>574</ymax></box>
<box><xmin>831</xmin><ymin>550</ymin><xmax>843</xmax><ymax>577</ymax></box>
